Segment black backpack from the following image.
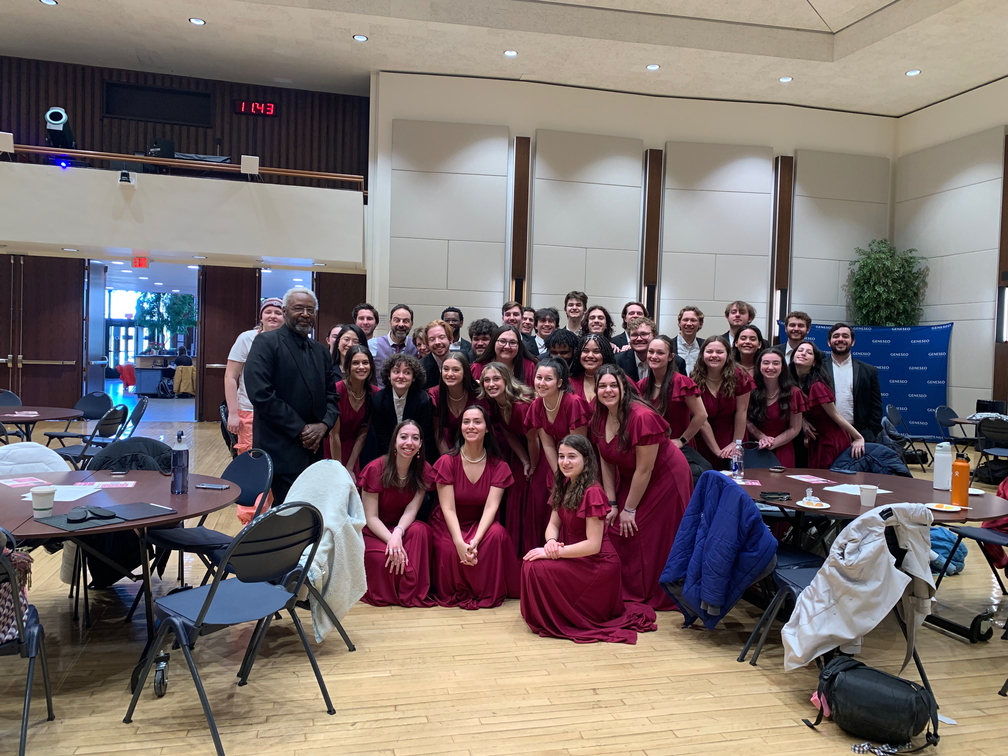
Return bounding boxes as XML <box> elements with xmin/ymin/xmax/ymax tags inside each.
<box><xmin>805</xmin><ymin>656</ymin><xmax>939</xmax><ymax>749</ymax></box>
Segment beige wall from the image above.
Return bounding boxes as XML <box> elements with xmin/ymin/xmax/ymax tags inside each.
<box><xmin>894</xmin><ymin>127</ymin><xmax>1004</xmax><ymax>415</ymax></box>
<box><xmin>0</xmin><ymin>161</ymin><xmax>364</xmax><ymax>268</ymax></box>
<box><xmin>660</xmin><ymin>142</ymin><xmax>774</xmax><ymax>339</ymax></box>
<box><xmin>388</xmin><ymin>119</ymin><xmax>509</xmax><ymax>328</ymax></box>
<box><xmin>791</xmin><ymin>150</ymin><xmax>891</xmax><ymax>326</ymax></box>
<box><xmin>530</xmin><ymin>129</ymin><xmax>643</xmax><ymax>317</ymax></box>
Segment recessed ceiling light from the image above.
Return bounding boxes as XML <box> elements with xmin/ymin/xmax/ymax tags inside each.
<box><xmin>779</xmin><ymin>76</ymin><xmax>793</xmax><ymax>83</ymax></box>
<box><xmin>906</xmin><ymin>69</ymin><xmax>921</xmax><ymax>76</ymax></box>
<box><xmin>40</xmin><ymin>0</ymin><xmax>58</xmax><ymax>5</ymax></box>
<box><xmin>262</xmin><ymin>268</ymin><xmax>272</xmax><ymax>273</ymax></box>
<box><xmin>312</xmin><ymin>263</ymin><xmax>326</xmax><ymax>267</ymax></box>
<box><xmin>138</xmin><ymin>276</ymin><xmax>149</xmax><ymax>280</ymax></box>
<box><xmin>504</xmin><ymin>50</ymin><xmax>518</xmax><ymax>57</ymax></box>
<box><xmin>646</xmin><ymin>64</ymin><xmax>660</xmax><ymax>71</ymax></box>
<box><xmin>187</xmin><ymin>265</ymin><xmax>199</xmax><ymax>269</ymax></box>
<box><xmin>353</xmin><ymin>34</ymin><xmax>368</xmax><ymax>42</ymax></box>
<box><xmin>106</xmin><ymin>286</ymin><xmax>113</xmax><ymax>290</ymax></box>
<box><xmin>189</xmin><ymin>18</ymin><xmax>205</xmax><ymax>26</ymax></box>
<box><xmin>62</xmin><ymin>247</ymin><xmax>77</xmax><ymax>252</ymax></box>
<box><xmin>121</xmin><ymin>269</ymin><xmax>132</xmax><ymax>273</ymax></box>
<box><xmin>154</xmin><ymin>282</ymin><xmax>163</xmax><ymax>286</ymax></box>
<box><xmin>192</xmin><ymin>255</ymin><xmax>206</xmax><ymax>259</ymax></box>
<box><xmin>110</xmin><ymin>260</ymin><xmax>125</xmax><ymax>265</ymax></box>
<box><xmin>171</xmin><ymin>289</ymin><xmax>180</xmax><ymax>293</ymax></box>
<box><xmin>293</xmin><ymin>278</ymin><xmax>303</xmax><ymax>282</ymax></box>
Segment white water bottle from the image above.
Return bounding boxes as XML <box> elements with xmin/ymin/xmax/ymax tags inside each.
<box><xmin>932</xmin><ymin>442</ymin><xmax>952</xmax><ymax>491</ymax></box>
<box><xmin>731</xmin><ymin>439</ymin><xmax>745</xmax><ymax>480</ymax></box>
<box><xmin>171</xmin><ymin>430</ymin><xmax>189</xmax><ymax>495</ymax></box>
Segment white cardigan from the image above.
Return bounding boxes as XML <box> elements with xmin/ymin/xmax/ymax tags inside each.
<box><xmin>781</xmin><ymin>503</ymin><xmax>935</xmax><ymax>672</ymax></box>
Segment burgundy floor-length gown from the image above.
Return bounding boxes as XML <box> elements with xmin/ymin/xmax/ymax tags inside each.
<box><xmin>524</xmin><ymin>392</ymin><xmax>593</xmax><ymax>553</ymax></box>
<box><xmin>487</xmin><ymin>399</ymin><xmax>535</xmax><ymax>556</ymax></box>
<box><xmin>430</xmin><ymin>453</ymin><xmax>520</xmax><ymax>609</ymax></box>
<box><xmin>802</xmin><ymin>381</ymin><xmax>851</xmax><ymax>469</ymax></box>
<box><xmin>695</xmin><ymin>368</ymin><xmax>755</xmax><ymax>470</ymax></box>
<box><xmin>358</xmin><ymin>458</ymin><xmax>436</xmax><ymax>607</ymax></box>
<box><xmin>329</xmin><ymin>380</ymin><xmax>377</xmax><ymax>473</ymax></box>
<box><xmin>593</xmin><ymin>403</ymin><xmax>692</xmax><ymax>611</ymax></box>
<box><xmin>520</xmin><ymin>484</ymin><xmax>658</xmax><ymax>643</ymax></box>
<box><xmin>751</xmin><ymin>386</ymin><xmax>808</xmax><ymax>468</ymax></box>
<box><xmin>637</xmin><ymin>372</ymin><xmax>700</xmax><ymax>440</ymax></box>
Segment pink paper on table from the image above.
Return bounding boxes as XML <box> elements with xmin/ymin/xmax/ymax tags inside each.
<box><xmin>0</xmin><ymin>476</ymin><xmax>48</xmax><ymax>488</ymax></box>
<box><xmin>787</xmin><ymin>474</ymin><xmax>836</xmax><ymax>485</ymax></box>
<box><xmin>717</xmin><ymin>471</ymin><xmax>761</xmax><ymax>485</ymax></box>
<box><xmin>73</xmin><ymin>481</ymin><xmax>137</xmax><ymax>489</ymax></box>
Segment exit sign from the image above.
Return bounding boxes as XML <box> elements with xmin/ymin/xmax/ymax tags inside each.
<box><xmin>132</xmin><ymin>256</ymin><xmax>149</xmax><ymax>268</ymax></box>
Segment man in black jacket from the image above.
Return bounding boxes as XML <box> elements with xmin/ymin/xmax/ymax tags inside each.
<box><xmin>245</xmin><ymin>287</ymin><xmax>339</xmax><ymax>504</ymax></box>
<box><xmin>615</xmin><ymin>316</ymin><xmax>685</xmax><ymax>381</ymax></box>
<box><xmin>823</xmin><ymin>323</ymin><xmax>883</xmax><ymax>442</ymax></box>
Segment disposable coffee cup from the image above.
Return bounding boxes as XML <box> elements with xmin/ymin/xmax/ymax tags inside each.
<box><xmin>31</xmin><ymin>486</ymin><xmax>56</xmax><ymax>519</ymax></box>
<box><xmin>859</xmin><ymin>484</ymin><xmax>878</xmax><ymax>508</ymax></box>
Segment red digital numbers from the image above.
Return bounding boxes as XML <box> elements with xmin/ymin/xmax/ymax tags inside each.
<box><xmin>233</xmin><ymin>100</ymin><xmax>277</xmax><ymax>117</ymax></box>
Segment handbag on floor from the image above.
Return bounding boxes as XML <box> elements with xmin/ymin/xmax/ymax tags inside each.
<box><xmin>804</xmin><ymin>656</ymin><xmax>939</xmax><ymax>750</ymax></box>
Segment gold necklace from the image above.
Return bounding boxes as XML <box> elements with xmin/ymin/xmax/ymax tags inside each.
<box><xmin>347</xmin><ymin>384</ymin><xmax>365</xmax><ymax>401</ymax></box>
<box><xmin>461</xmin><ymin>449</ymin><xmax>487</xmax><ymax>464</ymax></box>
<box><xmin>543</xmin><ymin>394</ymin><xmax>560</xmax><ymax>413</ymax></box>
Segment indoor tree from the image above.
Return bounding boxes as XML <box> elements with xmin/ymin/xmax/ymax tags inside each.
<box><xmin>133</xmin><ymin>292</ymin><xmax>197</xmax><ymax>349</ymax></box>
<box><xmin>846</xmin><ymin>239</ymin><xmax>929</xmax><ymax>326</ymax></box>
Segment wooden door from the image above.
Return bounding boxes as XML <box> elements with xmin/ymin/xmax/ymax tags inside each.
<box><xmin>85</xmin><ymin>261</ymin><xmax>108</xmax><ymax>393</ymax></box>
<box><xmin>13</xmin><ymin>256</ymin><xmax>85</xmax><ymax>407</ymax></box>
<box><xmin>0</xmin><ymin>255</ymin><xmax>14</xmax><ymax>392</ymax></box>
<box><xmin>197</xmin><ymin>265</ymin><xmax>260</xmax><ymax>422</ymax></box>
<box><xmin>315</xmin><ymin>271</ymin><xmax>367</xmax><ymax>344</ymax></box>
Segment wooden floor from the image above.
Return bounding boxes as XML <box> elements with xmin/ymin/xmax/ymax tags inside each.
<box><xmin>2</xmin><ymin>423</ymin><xmax>1006</xmax><ymax>755</ymax></box>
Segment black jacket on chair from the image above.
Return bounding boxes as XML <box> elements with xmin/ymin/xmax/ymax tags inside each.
<box><xmin>615</xmin><ymin>350</ymin><xmax>685</xmax><ymax>382</ymax></box>
<box><xmin>824</xmin><ymin>356</ymin><xmax>883</xmax><ymax>442</ymax></box>
<box><xmin>369</xmin><ymin>386</ymin><xmax>439</xmax><ymax>464</ymax></box>
<box><xmin>244</xmin><ymin>324</ymin><xmax>339</xmax><ymax>475</ymax></box>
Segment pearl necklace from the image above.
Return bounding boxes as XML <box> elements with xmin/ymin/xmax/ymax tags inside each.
<box><xmin>543</xmin><ymin>395</ymin><xmax>560</xmax><ymax>413</ymax></box>
<box><xmin>461</xmin><ymin>449</ymin><xmax>487</xmax><ymax>464</ymax></box>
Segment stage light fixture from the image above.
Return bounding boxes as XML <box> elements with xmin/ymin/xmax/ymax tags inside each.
<box><xmin>45</xmin><ymin>106</ymin><xmax>76</xmax><ymax>149</ymax></box>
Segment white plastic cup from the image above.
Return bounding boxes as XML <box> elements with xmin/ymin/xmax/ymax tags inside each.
<box><xmin>859</xmin><ymin>484</ymin><xmax>878</xmax><ymax>508</ymax></box>
<box><xmin>31</xmin><ymin>486</ymin><xmax>56</xmax><ymax>519</ymax></box>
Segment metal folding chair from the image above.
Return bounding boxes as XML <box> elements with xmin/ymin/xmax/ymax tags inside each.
<box><xmin>90</xmin><ymin>396</ymin><xmax>148</xmax><ymax>449</ymax></box>
<box><xmin>43</xmin><ymin>391</ymin><xmax>113</xmax><ymax>447</ymax></box>
<box><xmin>972</xmin><ymin>418</ymin><xmax>1008</xmax><ymax>485</ymax></box>
<box><xmin>0</xmin><ymin>389</ymin><xmax>25</xmax><ymax>443</ymax></box>
<box><xmin>886</xmin><ymin>404</ymin><xmax>932</xmax><ymax>472</ymax></box>
<box><xmin>934</xmin><ymin>405</ymin><xmax>974</xmax><ymax>454</ymax></box>
<box><xmin>54</xmin><ymin>404</ymin><xmax>128</xmax><ymax>470</ymax></box>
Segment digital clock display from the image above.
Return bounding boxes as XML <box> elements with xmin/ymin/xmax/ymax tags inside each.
<box><xmin>233</xmin><ymin>100</ymin><xmax>277</xmax><ymax>116</ymax></box>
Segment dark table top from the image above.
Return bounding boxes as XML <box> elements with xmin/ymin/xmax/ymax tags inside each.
<box><xmin>3</xmin><ymin>470</ymin><xmax>237</xmax><ymax>539</ymax></box>
<box><xmin>0</xmin><ymin>407</ymin><xmax>84</xmax><ymax>423</ymax></box>
<box><xmin>744</xmin><ymin>468</ymin><xmax>1008</xmax><ymax>523</ymax></box>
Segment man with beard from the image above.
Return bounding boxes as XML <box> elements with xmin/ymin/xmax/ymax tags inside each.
<box><xmin>823</xmin><ymin>323</ymin><xmax>882</xmax><ymax>442</ymax></box>
<box><xmin>421</xmin><ymin>319</ymin><xmax>453</xmax><ymax>389</ymax></box>
<box><xmin>244</xmin><ymin>287</ymin><xmax>339</xmax><ymax>504</ymax></box>
<box><xmin>368</xmin><ymin>304</ymin><xmax>417</xmax><ymax>386</ymax></box>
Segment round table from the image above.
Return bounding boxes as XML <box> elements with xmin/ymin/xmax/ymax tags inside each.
<box><xmin>0</xmin><ymin>406</ymin><xmax>84</xmax><ymax>442</ymax></box>
<box><xmin>751</xmin><ymin>468</ymin><xmax>1008</xmax><ymax>523</ymax></box>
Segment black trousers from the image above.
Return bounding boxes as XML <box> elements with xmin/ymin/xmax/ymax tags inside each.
<box><xmin>270</xmin><ymin>473</ymin><xmax>300</xmax><ymax>506</ymax></box>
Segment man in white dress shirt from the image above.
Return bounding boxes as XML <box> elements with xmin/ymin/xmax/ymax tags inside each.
<box><xmin>784</xmin><ymin>311</ymin><xmax>811</xmax><ymax>362</ymax></box>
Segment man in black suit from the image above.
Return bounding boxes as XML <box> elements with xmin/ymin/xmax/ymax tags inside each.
<box><xmin>824</xmin><ymin>323</ymin><xmax>883</xmax><ymax>442</ymax></box>
<box><xmin>245</xmin><ymin>287</ymin><xmax>339</xmax><ymax>504</ymax></box>
<box><xmin>421</xmin><ymin>319</ymin><xmax>453</xmax><ymax>389</ymax></box>
<box><xmin>614</xmin><ymin>317</ymin><xmax>686</xmax><ymax>381</ymax></box>
<box><xmin>441</xmin><ymin>307</ymin><xmax>473</xmax><ymax>359</ymax></box>
<box><xmin>722</xmin><ymin>300</ymin><xmax>755</xmax><ymax>346</ymax></box>
<box><xmin>611</xmin><ymin>301</ymin><xmax>647</xmax><ymax>351</ymax></box>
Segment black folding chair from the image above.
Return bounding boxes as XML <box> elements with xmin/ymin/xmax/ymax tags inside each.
<box><xmin>219</xmin><ymin>402</ymin><xmax>238</xmax><ymax>459</ymax></box>
<box><xmin>124</xmin><ymin>503</ymin><xmax>336</xmax><ymax>756</ymax></box>
<box><xmin>90</xmin><ymin>396</ymin><xmax>147</xmax><ymax>449</ymax></box>
<box><xmin>743</xmin><ymin>445</ymin><xmax>781</xmax><ymax>469</ymax></box>
<box><xmin>54</xmin><ymin>404</ymin><xmax>128</xmax><ymax>470</ymax></box>
<box><xmin>934</xmin><ymin>405</ymin><xmax>974</xmax><ymax>454</ymax></box>
<box><xmin>972</xmin><ymin>418</ymin><xmax>1008</xmax><ymax>485</ymax></box>
<box><xmin>0</xmin><ymin>389</ymin><xmax>25</xmax><ymax>443</ymax></box>
<box><xmin>43</xmin><ymin>391</ymin><xmax>113</xmax><ymax>447</ymax></box>
<box><xmin>1</xmin><ymin>528</ymin><xmax>55</xmax><ymax>756</ymax></box>
<box><xmin>886</xmin><ymin>404</ymin><xmax>932</xmax><ymax>472</ymax></box>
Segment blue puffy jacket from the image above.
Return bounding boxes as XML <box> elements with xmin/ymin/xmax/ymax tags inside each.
<box><xmin>660</xmin><ymin>471</ymin><xmax>778</xmax><ymax>630</ymax></box>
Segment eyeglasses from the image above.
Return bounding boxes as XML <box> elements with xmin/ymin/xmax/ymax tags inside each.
<box><xmin>497</xmin><ymin>339</ymin><xmax>519</xmax><ymax>347</ymax></box>
<box><xmin>288</xmin><ymin>306</ymin><xmax>316</xmax><ymax>315</ymax></box>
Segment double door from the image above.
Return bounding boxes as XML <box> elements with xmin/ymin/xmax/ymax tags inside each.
<box><xmin>0</xmin><ymin>254</ymin><xmax>86</xmax><ymax>407</ymax></box>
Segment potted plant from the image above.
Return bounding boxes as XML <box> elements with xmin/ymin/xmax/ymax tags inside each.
<box><xmin>846</xmin><ymin>239</ymin><xmax>929</xmax><ymax>326</ymax></box>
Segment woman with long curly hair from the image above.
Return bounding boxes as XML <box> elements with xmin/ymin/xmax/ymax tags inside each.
<box><xmin>520</xmin><ymin>434</ymin><xmax>658</xmax><ymax>643</ymax></box>
<box><xmin>590</xmin><ymin>365</ymin><xmax>692</xmax><ymax>610</ymax></box>
<box><xmin>747</xmin><ymin>347</ymin><xmax>806</xmax><ymax>468</ymax></box>
<box><xmin>358</xmin><ymin>420</ymin><xmax>436</xmax><ymax>607</ymax></box>
<box><xmin>430</xmin><ymin>405</ymin><xmax>520</xmax><ymax>608</ymax></box>
<box><xmin>367</xmin><ymin>353</ymin><xmax>439</xmax><ymax>466</ymax></box>
<box><xmin>569</xmin><ymin>333</ymin><xmax>616</xmax><ymax>404</ymax></box>
<box><xmin>691</xmin><ymin>335</ymin><xmax>755</xmax><ymax>469</ymax></box>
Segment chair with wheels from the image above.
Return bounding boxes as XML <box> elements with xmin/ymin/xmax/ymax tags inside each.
<box><xmin>90</xmin><ymin>396</ymin><xmax>147</xmax><ymax>450</ymax></box>
<box><xmin>886</xmin><ymin>404</ymin><xmax>932</xmax><ymax>472</ymax></box>
<box><xmin>54</xmin><ymin>404</ymin><xmax>129</xmax><ymax>470</ymax></box>
<box><xmin>1</xmin><ymin>528</ymin><xmax>56</xmax><ymax>756</ymax></box>
<box><xmin>0</xmin><ymin>389</ymin><xmax>25</xmax><ymax>443</ymax></box>
<box><xmin>43</xmin><ymin>391</ymin><xmax>113</xmax><ymax>447</ymax></box>
<box><xmin>934</xmin><ymin>405</ymin><xmax>974</xmax><ymax>454</ymax></box>
<box><xmin>972</xmin><ymin>418</ymin><xmax>1008</xmax><ymax>485</ymax></box>
<box><xmin>123</xmin><ymin>502</ymin><xmax>336</xmax><ymax>756</ymax></box>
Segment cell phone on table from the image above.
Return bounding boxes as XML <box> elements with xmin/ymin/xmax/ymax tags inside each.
<box><xmin>111</xmin><ymin>470</ymin><xmax>128</xmax><ymax>476</ymax></box>
<box><xmin>195</xmin><ymin>483</ymin><xmax>230</xmax><ymax>490</ymax></box>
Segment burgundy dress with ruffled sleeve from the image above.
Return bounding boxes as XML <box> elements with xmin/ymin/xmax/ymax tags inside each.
<box><xmin>429</xmin><ymin>454</ymin><xmax>520</xmax><ymax>609</ymax></box>
<box><xmin>592</xmin><ymin>403</ymin><xmax>692</xmax><ymax>610</ymax></box>
<box><xmin>752</xmin><ymin>386</ymin><xmax>808</xmax><ymax>468</ymax></box>
<box><xmin>523</xmin><ymin>392</ymin><xmax>593</xmax><ymax>552</ymax></box>
<box><xmin>520</xmin><ymin>484</ymin><xmax>658</xmax><ymax>643</ymax></box>
<box><xmin>802</xmin><ymin>381</ymin><xmax>850</xmax><ymax>469</ymax></box>
<box><xmin>696</xmin><ymin>368</ymin><xmax>756</xmax><ymax>469</ymax></box>
<box><xmin>638</xmin><ymin>372</ymin><xmax>700</xmax><ymax>440</ymax></box>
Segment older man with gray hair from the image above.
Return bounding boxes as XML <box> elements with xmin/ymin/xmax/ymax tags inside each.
<box><xmin>244</xmin><ymin>286</ymin><xmax>339</xmax><ymax>504</ymax></box>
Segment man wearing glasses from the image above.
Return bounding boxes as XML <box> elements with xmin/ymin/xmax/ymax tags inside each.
<box><xmin>245</xmin><ymin>287</ymin><xmax>340</xmax><ymax>504</ymax></box>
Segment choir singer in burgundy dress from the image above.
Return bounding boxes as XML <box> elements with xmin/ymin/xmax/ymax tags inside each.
<box><xmin>520</xmin><ymin>434</ymin><xmax>657</xmax><ymax>643</ymax></box>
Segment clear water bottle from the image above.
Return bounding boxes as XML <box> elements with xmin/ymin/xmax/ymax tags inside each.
<box><xmin>171</xmin><ymin>430</ymin><xmax>189</xmax><ymax>495</ymax></box>
<box><xmin>731</xmin><ymin>439</ymin><xmax>745</xmax><ymax>480</ymax></box>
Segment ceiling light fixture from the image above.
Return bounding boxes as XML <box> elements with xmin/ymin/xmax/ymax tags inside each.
<box><xmin>189</xmin><ymin>18</ymin><xmax>205</xmax><ymax>26</ymax></box>
<box><xmin>504</xmin><ymin>50</ymin><xmax>518</xmax><ymax>57</ymax></box>
<box><xmin>62</xmin><ymin>247</ymin><xmax>77</xmax><ymax>252</ymax></box>
<box><xmin>312</xmin><ymin>263</ymin><xmax>326</xmax><ymax>267</ymax></box>
<box><xmin>293</xmin><ymin>278</ymin><xmax>303</xmax><ymax>282</ymax></box>
<box><xmin>906</xmin><ymin>69</ymin><xmax>921</xmax><ymax>76</ymax></box>
<box><xmin>138</xmin><ymin>276</ymin><xmax>149</xmax><ymax>280</ymax></box>
<box><xmin>262</xmin><ymin>268</ymin><xmax>272</xmax><ymax>273</ymax></box>
<box><xmin>171</xmin><ymin>289</ymin><xmax>180</xmax><ymax>293</ymax></box>
<box><xmin>779</xmin><ymin>76</ymin><xmax>793</xmax><ymax>83</ymax></box>
<box><xmin>40</xmin><ymin>0</ymin><xmax>58</xmax><ymax>5</ymax></box>
<box><xmin>353</xmin><ymin>34</ymin><xmax>368</xmax><ymax>42</ymax></box>
<box><xmin>110</xmin><ymin>260</ymin><xmax>124</xmax><ymax>265</ymax></box>
<box><xmin>187</xmin><ymin>265</ymin><xmax>199</xmax><ymax>269</ymax></box>
<box><xmin>122</xmin><ymin>269</ymin><xmax>132</xmax><ymax>273</ymax></box>
<box><xmin>154</xmin><ymin>282</ymin><xmax>163</xmax><ymax>286</ymax></box>
<box><xmin>646</xmin><ymin>64</ymin><xmax>660</xmax><ymax>71</ymax></box>
<box><xmin>192</xmin><ymin>255</ymin><xmax>206</xmax><ymax>259</ymax></box>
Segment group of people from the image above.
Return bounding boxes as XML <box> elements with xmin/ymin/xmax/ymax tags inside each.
<box><xmin>223</xmin><ymin>286</ymin><xmax>883</xmax><ymax>645</ymax></box>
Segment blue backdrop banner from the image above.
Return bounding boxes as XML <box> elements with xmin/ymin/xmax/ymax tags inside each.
<box><xmin>776</xmin><ymin>322</ymin><xmax>952</xmax><ymax>439</ymax></box>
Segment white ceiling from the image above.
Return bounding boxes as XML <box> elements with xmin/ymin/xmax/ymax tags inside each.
<box><xmin>1</xmin><ymin>0</ymin><xmax>1006</xmax><ymax>116</ymax></box>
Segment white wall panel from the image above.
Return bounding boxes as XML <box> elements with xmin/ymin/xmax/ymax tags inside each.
<box><xmin>389</xmin><ymin>119</ymin><xmax>510</xmax><ymax>333</ymax></box>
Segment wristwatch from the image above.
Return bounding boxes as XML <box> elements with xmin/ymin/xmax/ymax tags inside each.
<box><xmin>679</xmin><ymin>436</ymin><xmax>688</xmax><ymax>445</ymax></box>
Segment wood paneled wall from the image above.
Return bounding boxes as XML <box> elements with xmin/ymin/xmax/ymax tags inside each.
<box><xmin>0</xmin><ymin>56</ymin><xmax>368</xmax><ymax>190</ymax></box>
